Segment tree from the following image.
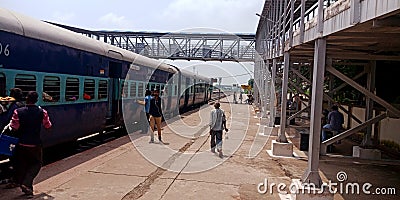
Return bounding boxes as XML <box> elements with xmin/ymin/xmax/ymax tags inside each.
<box><xmin>248</xmin><ymin>78</ymin><xmax>254</xmax><ymax>89</ymax></box>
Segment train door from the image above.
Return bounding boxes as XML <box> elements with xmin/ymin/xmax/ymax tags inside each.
<box><xmin>165</xmin><ymin>83</ymin><xmax>172</xmax><ymax>114</ymax></box>
<box><xmin>0</xmin><ymin>73</ymin><xmax>6</xmax><ymax>97</ymax></box>
<box><xmin>165</xmin><ymin>72</ymin><xmax>175</xmax><ymax>114</ymax></box>
<box><xmin>107</xmin><ymin>61</ymin><xmax>123</xmax><ymax>126</ymax></box>
<box><xmin>184</xmin><ymin>77</ymin><xmax>190</xmax><ymax>107</ymax></box>
<box><xmin>192</xmin><ymin>79</ymin><xmax>197</xmax><ymax>105</ymax></box>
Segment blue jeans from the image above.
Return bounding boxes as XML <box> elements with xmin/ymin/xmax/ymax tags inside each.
<box><xmin>321</xmin><ymin>124</ymin><xmax>332</xmax><ymax>142</ymax></box>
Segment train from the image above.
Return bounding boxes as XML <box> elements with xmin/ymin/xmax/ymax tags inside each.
<box><xmin>0</xmin><ymin>7</ymin><xmax>215</xmax><ymax>148</ymax></box>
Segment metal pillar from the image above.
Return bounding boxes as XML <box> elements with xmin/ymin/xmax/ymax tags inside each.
<box><xmin>259</xmin><ymin>60</ymin><xmax>263</xmax><ymax>107</ymax></box>
<box><xmin>253</xmin><ymin>62</ymin><xmax>258</xmax><ymax>105</ymax></box>
<box><xmin>278</xmin><ymin>52</ymin><xmax>290</xmax><ymax>143</ymax></box>
<box><xmin>361</xmin><ymin>61</ymin><xmax>376</xmax><ymax>147</ymax></box>
<box><xmin>302</xmin><ymin>38</ymin><xmax>326</xmax><ymax>187</ymax></box>
<box><xmin>263</xmin><ymin>60</ymin><xmax>270</xmax><ymax>118</ymax></box>
<box><xmin>262</xmin><ymin>60</ymin><xmax>267</xmax><ymax>116</ymax></box>
<box><xmin>269</xmin><ymin>59</ymin><xmax>277</xmax><ymax>127</ymax></box>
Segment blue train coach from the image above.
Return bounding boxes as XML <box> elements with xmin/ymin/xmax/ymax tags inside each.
<box><xmin>0</xmin><ymin>7</ymin><xmax>212</xmax><ymax>148</ymax></box>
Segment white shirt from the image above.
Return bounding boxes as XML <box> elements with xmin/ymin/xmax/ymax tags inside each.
<box><xmin>209</xmin><ymin>108</ymin><xmax>226</xmax><ymax>131</ymax></box>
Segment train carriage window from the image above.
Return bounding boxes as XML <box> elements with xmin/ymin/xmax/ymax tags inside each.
<box><xmin>160</xmin><ymin>84</ymin><xmax>165</xmax><ymax>96</ymax></box>
<box><xmin>0</xmin><ymin>73</ymin><xmax>5</xmax><ymax>96</ymax></box>
<box><xmin>150</xmin><ymin>84</ymin><xmax>155</xmax><ymax>92</ymax></box>
<box><xmin>15</xmin><ymin>74</ymin><xmax>36</xmax><ymax>97</ymax></box>
<box><xmin>84</xmin><ymin>79</ymin><xmax>95</xmax><ymax>100</ymax></box>
<box><xmin>66</xmin><ymin>78</ymin><xmax>79</xmax><ymax>101</ymax></box>
<box><xmin>138</xmin><ymin>83</ymin><xmax>144</xmax><ymax>97</ymax></box>
<box><xmin>130</xmin><ymin>82</ymin><xmax>137</xmax><ymax>98</ymax></box>
<box><xmin>43</xmin><ymin>76</ymin><xmax>60</xmax><ymax>102</ymax></box>
<box><xmin>98</xmin><ymin>80</ymin><xmax>108</xmax><ymax>99</ymax></box>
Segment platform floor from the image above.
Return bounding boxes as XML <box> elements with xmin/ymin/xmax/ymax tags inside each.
<box><xmin>1</xmin><ymin>96</ymin><xmax>399</xmax><ymax>200</ymax></box>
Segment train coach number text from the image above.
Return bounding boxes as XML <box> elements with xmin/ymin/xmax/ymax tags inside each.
<box><xmin>0</xmin><ymin>43</ymin><xmax>10</xmax><ymax>57</ymax></box>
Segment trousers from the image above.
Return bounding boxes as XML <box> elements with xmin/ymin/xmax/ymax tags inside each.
<box><xmin>149</xmin><ymin>116</ymin><xmax>162</xmax><ymax>140</ymax></box>
<box><xmin>210</xmin><ymin>130</ymin><xmax>223</xmax><ymax>151</ymax></box>
<box><xmin>14</xmin><ymin>145</ymin><xmax>43</xmax><ymax>190</ymax></box>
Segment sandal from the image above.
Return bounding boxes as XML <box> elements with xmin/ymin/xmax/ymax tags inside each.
<box><xmin>20</xmin><ymin>184</ymin><xmax>33</xmax><ymax>195</ymax></box>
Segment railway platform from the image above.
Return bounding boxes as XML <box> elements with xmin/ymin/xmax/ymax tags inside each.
<box><xmin>1</xmin><ymin>96</ymin><xmax>399</xmax><ymax>200</ymax></box>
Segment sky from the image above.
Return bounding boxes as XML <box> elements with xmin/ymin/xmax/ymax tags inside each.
<box><xmin>0</xmin><ymin>0</ymin><xmax>264</xmax><ymax>84</ymax></box>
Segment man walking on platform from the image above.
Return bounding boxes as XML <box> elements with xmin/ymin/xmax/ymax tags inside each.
<box><xmin>209</xmin><ymin>102</ymin><xmax>228</xmax><ymax>158</ymax></box>
<box><xmin>10</xmin><ymin>91</ymin><xmax>52</xmax><ymax>197</ymax></box>
<box><xmin>1</xmin><ymin>88</ymin><xmax>25</xmax><ymax>189</ymax></box>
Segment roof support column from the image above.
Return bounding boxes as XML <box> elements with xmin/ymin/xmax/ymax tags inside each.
<box><xmin>302</xmin><ymin>38</ymin><xmax>326</xmax><ymax>187</ymax></box>
<box><xmin>278</xmin><ymin>52</ymin><xmax>290</xmax><ymax>143</ymax></box>
<box><xmin>260</xmin><ymin>61</ymin><xmax>266</xmax><ymax>116</ymax></box>
<box><xmin>361</xmin><ymin>61</ymin><xmax>376</xmax><ymax>147</ymax></box>
<box><xmin>269</xmin><ymin>59</ymin><xmax>277</xmax><ymax>127</ymax></box>
<box><xmin>258</xmin><ymin>60</ymin><xmax>263</xmax><ymax>106</ymax></box>
<box><xmin>303</xmin><ymin>0</ymin><xmax>326</xmax><ymax>185</ymax></box>
<box><xmin>263</xmin><ymin>59</ymin><xmax>270</xmax><ymax>118</ymax></box>
<box><xmin>273</xmin><ymin>0</ymin><xmax>279</xmax><ymax>57</ymax></box>
<box><xmin>254</xmin><ymin>61</ymin><xmax>259</xmax><ymax>106</ymax></box>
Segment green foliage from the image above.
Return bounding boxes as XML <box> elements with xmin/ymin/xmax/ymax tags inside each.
<box><xmin>381</xmin><ymin>140</ymin><xmax>400</xmax><ymax>153</ymax></box>
<box><xmin>248</xmin><ymin>78</ymin><xmax>254</xmax><ymax>89</ymax></box>
<box><xmin>330</xmin><ymin>64</ymin><xmax>365</xmax><ymax>105</ymax></box>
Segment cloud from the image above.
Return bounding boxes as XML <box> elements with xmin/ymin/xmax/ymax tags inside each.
<box><xmin>161</xmin><ymin>0</ymin><xmax>264</xmax><ymax>33</ymax></box>
<box><xmin>98</xmin><ymin>12</ymin><xmax>133</xmax><ymax>30</ymax></box>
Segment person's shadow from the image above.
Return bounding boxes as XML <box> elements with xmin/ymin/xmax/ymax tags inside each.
<box><xmin>0</xmin><ymin>185</ymin><xmax>55</xmax><ymax>200</ymax></box>
<box><xmin>14</xmin><ymin>192</ymin><xmax>55</xmax><ymax>199</ymax></box>
<box><xmin>159</xmin><ymin>141</ymin><xmax>170</xmax><ymax>145</ymax></box>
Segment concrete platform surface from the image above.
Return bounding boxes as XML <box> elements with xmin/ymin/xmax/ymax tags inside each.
<box><xmin>1</xmin><ymin>96</ymin><xmax>399</xmax><ymax>200</ymax></box>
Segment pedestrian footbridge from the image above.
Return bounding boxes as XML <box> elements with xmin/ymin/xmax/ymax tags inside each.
<box><xmin>49</xmin><ymin>22</ymin><xmax>256</xmax><ymax>62</ymax></box>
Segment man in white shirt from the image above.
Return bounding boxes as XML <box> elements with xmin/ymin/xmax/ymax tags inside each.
<box><xmin>209</xmin><ymin>102</ymin><xmax>228</xmax><ymax>158</ymax></box>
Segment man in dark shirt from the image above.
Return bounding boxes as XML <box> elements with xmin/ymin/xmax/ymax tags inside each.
<box><xmin>10</xmin><ymin>91</ymin><xmax>52</xmax><ymax>197</ymax></box>
<box><xmin>1</xmin><ymin>88</ymin><xmax>25</xmax><ymax>189</ymax></box>
<box><xmin>321</xmin><ymin>105</ymin><xmax>344</xmax><ymax>141</ymax></box>
<box><xmin>149</xmin><ymin>90</ymin><xmax>164</xmax><ymax>144</ymax></box>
